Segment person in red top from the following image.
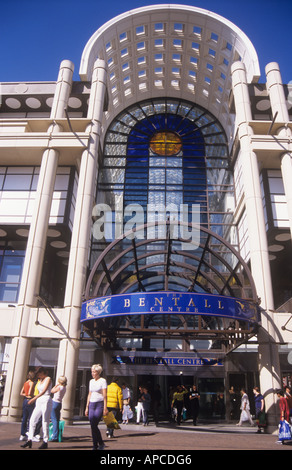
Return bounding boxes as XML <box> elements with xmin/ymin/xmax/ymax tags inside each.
<box><xmin>284</xmin><ymin>386</ymin><xmax>292</xmax><ymax>419</ymax></box>
<box><xmin>277</xmin><ymin>390</ymin><xmax>290</xmax><ymax>422</ymax></box>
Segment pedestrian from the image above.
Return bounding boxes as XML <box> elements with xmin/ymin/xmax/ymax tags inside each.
<box><xmin>152</xmin><ymin>384</ymin><xmax>162</xmax><ymax>425</ymax></box>
<box><xmin>253</xmin><ymin>387</ymin><xmax>266</xmax><ymax>433</ymax></box>
<box><xmin>229</xmin><ymin>386</ymin><xmax>240</xmax><ymax>420</ymax></box>
<box><xmin>277</xmin><ymin>389</ymin><xmax>290</xmax><ymax>422</ymax></box>
<box><xmin>141</xmin><ymin>386</ymin><xmax>151</xmax><ymax>426</ymax></box>
<box><xmin>85</xmin><ymin>364</ymin><xmax>108</xmax><ymax>450</ymax></box>
<box><xmin>284</xmin><ymin>386</ymin><xmax>292</xmax><ymax>421</ymax></box>
<box><xmin>189</xmin><ymin>384</ymin><xmax>200</xmax><ymax>425</ymax></box>
<box><xmin>19</xmin><ymin>370</ymin><xmax>35</xmax><ymax>441</ymax></box>
<box><xmin>171</xmin><ymin>385</ymin><xmax>188</xmax><ymax>425</ymax></box>
<box><xmin>50</xmin><ymin>375</ymin><xmax>67</xmax><ymax>442</ymax></box>
<box><xmin>122</xmin><ymin>399</ymin><xmax>133</xmax><ymax>424</ymax></box>
<box><xmin>276</xmin><ymin>389</ymin><xmax>291</xmax><ymax>444</ymax></box>
<box><xmin>169</xmin><ymin>386</ymin><xmax>176</xmax><ymax>421</ymax></box>
<box><xmin>136</xmin><ymin>385</ymin><xmax>145</xmax><ymax>424</ymax></box>
<box><xmin>236</xmin><ymin>388</ymin><xmax>254</xmax><ymax>426</ymax></box>
<box><xmin>21</xmin><ymin>367</ymin><xmax>53</xmax><ymax>449</ymax></box>
<box><xmin>106</xmin><ymin>377</ymin><xmax>123</xmax><ymax>438</ymax></box>
<box><xmin>121</xmin><ymin>382</ymin><xmax>131</xmax><ymax>404</ymax></box>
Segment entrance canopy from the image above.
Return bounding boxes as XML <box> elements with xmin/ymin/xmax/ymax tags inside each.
<box><xmin>82</xmin><ymin>221</ymin><xmax>260</xmax><ymax>352</ymax></box>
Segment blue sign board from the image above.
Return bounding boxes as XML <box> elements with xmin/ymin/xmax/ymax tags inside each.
<box><xmin>113</xmin><ymin>355</ymin><xmax>223</xmax><ymax>366</ymax></box>
<box><xmin>81</xmin><ymin>291</ymin><xmax>260</xmax><ymax>324</ymax></box>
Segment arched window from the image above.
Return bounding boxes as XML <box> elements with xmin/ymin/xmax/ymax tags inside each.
<box><xmin>97</xmin><ymin>98</ymin><xmax>234</xmax><ymax>243</ymax></box>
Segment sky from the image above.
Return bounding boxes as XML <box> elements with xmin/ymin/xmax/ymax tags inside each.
<box><xmin>1</xmin><ymin>0</ymin><xmax>291</xmax><ymax>84</ymax></box>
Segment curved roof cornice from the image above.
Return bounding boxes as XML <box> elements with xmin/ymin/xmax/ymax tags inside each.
<box><xmin>79</xmin><ymin>4</ymin><xmax>260</xmax><ymax>137</ymax></box>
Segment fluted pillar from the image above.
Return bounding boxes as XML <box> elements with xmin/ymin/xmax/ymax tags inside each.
<box><xmin>265</xmin><ymin>62</ymin><xmax>289</xmax><ymax>123</ymax></box>
<box><xmin>281</xmin><ymin>153</ymin><xmax>292</xmax><ymax>238</ymax></box>
<box><xmin>231</xmin><ymin>61</ymin><xmax>282</xmax><ymax>432</ymax></box>
<box><xmin>58</xmin><ymin>59</ymin><xmax>107</xmax><ymax>423</ymax></box>
<box><xmin>266</xmin><ymin>62</ymin><xmax>292</xmax><ymax>239</ymax></box>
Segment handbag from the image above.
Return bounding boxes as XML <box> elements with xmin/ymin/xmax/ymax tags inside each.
<box><xmin>278</xmin><ymin>420</ymin><xmax>292</xmax><ymax>441</ymax></box>
<box><xmin>103</xmin><ymin>411</ymin><xmax>121</xmax><ymax>429</ymax></box>
<box><xmin>240</xmin><ymin>410</ymin><xmax>249</xmax><ymax>422</ymax></box>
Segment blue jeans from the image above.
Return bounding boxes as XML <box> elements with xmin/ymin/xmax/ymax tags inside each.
<box><xmin>88</xmin><ymin>401</ymin><xmax>104</xmax><ymax>449</ymax></box>
<box><xmin>51</xmin><ymin>401</ymin><xmax>62</xmax><ymax>440</ymax></box>
<box><xmin>143</xmin><ymin>408</ymin><xmax>149</xmax><ymax>425</ymax></box>
<box><xmin>21</xmin><ymin>398</ymin><xmax>35</xmax><ymax>436</ymax></box>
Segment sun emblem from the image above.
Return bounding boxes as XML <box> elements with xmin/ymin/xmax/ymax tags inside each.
<box><xmin>150</xmin><ymin>131</ymin><xmax>182</xmax><ymax>156</ymax></box>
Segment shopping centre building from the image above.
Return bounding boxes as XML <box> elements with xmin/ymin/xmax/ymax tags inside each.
<box><xmin>0</xmin><ymin>4</ymin><xmax>292</xmax><ymax>431</ymax></box>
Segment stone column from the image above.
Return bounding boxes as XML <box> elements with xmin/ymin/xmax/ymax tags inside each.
<box><xmin>1</xmin><ymin>61</ymin><xmax>74</xmax><ymax>422</ymax></box>
<box><xmin>58</xmin><ymin>59</ymin><xmax>107</xmax><ymax>424</ymax></box>
<box><xmin>231</xmin><ymin>61</ymin><xmax>282</xmax><ymax>432</ymax></box>
<box><xmin>265</xmin><ymin>62</ymin><xmax>289</xmax><ymax>123</ymax></box>
<box><xmin>266</xmin><ymin>62</ymin><xmax>292</xmax><ymax>239</ymax></box>
<box><xmin>281</xmin><ymin>153</ymin><xmax>292</xmax><ymax>238</ymax></box>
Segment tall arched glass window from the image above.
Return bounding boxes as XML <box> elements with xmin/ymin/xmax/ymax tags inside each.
<box><xmin>97</xmin><ymin>98</ymin><xmax>235</xmax><ymax>246</ymax></box>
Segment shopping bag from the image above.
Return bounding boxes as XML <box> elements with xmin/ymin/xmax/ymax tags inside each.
<box><xmin>256</xmin><ymin>411</ymin><xmax>266</xmax><ymax>427</ymax></box>
<box><xmin>240</xmin><ymin>410</ymin><xmax>249</xmax><ymax>422</ymax></box>
<box><xmin>49</xmin><ymin>420</ymin><xmax>65</xmax><ymax>442</ymax></box>
<box><xmin>59</xmin><ymin>420</ymin><xmax>65</xmax><ymax>441</ymax></box>
<box><xmin>182</xmin><ymin>407</ymin><xmax>187</xmax><ymax>420</ymax></box>
<box><xmin>103</xmin><ymin>411</ymin><xmax>121</xmax><ymax>429</ymax></box>
<box><xmin>278</xmin><ymin>420</ymin><xmax>292</xmax><ymax>441</ymax></box>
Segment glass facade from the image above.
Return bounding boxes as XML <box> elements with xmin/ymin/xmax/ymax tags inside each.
<box><xmin>92</xmin><ymin>98</ymin><xmax>236</xmax><ymax>274</ymax></box>
<box><xmin>0</xmin><ymin>166</ymin><xmax>77</xmax><ymax>305</ymax></box>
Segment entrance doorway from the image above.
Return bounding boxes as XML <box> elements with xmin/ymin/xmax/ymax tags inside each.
<box><xmin>136</xmin><ymin>374</ymin><xmax>226</xmax><ymax>422</ymax></box>
<box><xmin>197</xmin><ymin>378</ymin><xmax>225</xmax><ymax>420</ymax></box>
<box><xmin>74</xmin><ymin>369</ymin><xmax>92</xmax><ymax>418</ymax></box>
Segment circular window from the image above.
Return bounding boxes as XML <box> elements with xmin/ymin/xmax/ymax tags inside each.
<box><xmin>150</xmin><ymin>131</ymin><xmax>182</xmax><ymax>156</ymax></box>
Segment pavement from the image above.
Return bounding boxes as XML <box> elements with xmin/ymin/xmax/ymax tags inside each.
<box><xmin>1</xmin><ymin>419</ymin><xmax>291</xmax><ymax>453</ymax></box>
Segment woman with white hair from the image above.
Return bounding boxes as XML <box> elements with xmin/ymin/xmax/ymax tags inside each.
<box><xmin>85</xmin><ymin>364</ymin><xmax>108</xmax><ymax>450</ymax></box>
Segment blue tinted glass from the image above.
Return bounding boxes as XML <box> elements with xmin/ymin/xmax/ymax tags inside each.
<box><xmin>103</xmin><ymin>99</ymin><xmax>230</xmax><ymax>239</ymax></box>
<box><xmin>127</xmin><ymin>148</ymin><xmax>149</xmax><ymax>156</ymax></box>
<box><xmin>0</xmin><ymin>253</ymin><xmax>24</xmax><ymax>302</ymax></box>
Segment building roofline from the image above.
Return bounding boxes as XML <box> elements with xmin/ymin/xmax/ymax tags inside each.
<box><xmin>79</xmin><ymin>4</ymin><xmax>260</xmax><ymax>82</ymax></box>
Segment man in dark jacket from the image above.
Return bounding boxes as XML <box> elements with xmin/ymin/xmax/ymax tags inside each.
<box><xmin>141</xmin><ymin>386</ymin><xmax>151</xmax><ymax>426</ymax></box>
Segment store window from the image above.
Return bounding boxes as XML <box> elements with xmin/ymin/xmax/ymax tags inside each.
<box><xmin>0</xmin><ymin>241</ymin><xmax>25</xmax><ymax>302</ymax></box>
<box><xmin>0</xmin><ymin>166</ymin><xmax>75</xmax><ymax>225</ymax></box>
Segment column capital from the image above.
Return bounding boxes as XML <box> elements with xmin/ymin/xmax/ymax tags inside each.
<box><xmin>280</xmin><ymin>151</ymin><xmax>292</xmax><ymax>162</ymax></box>
<box><xmin>265</xmin><ymin>61</ymin><xmax>282</xmax><ymax>80</ymax></box>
